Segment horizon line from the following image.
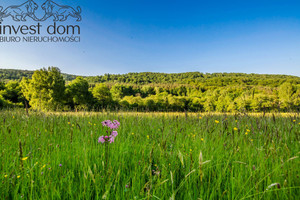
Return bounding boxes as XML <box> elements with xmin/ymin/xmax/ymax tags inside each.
<box><xmin>0</xmin><ymin>67</ymin><xmax>299</xmax><ymax>78</ymax></box>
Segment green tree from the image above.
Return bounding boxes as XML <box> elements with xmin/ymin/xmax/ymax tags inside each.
<box><xmin>110</xmin><ymin>84</ymin><xmax>124</xmax><ymax>100</ymax></box>
<box><xmin>66</xmin><ymin>77</ymin><xmax>92</xmax><ymax>111</ymax></box>
<box><xmin>278</xmin><ymin>82</ymin><xmax>296</xmax><ymax>110</ymax></box>
<box><xmin>0</xmin><ymin>81</ymin><xmax>5</xmax><ymax>90</ymax></box>
<box><xmin>141</xmin><ymin>86</ymin><xmax>155</xmax><ymax>97</ymax></box>
<box><xmin>21</xmin><ymin>67</ymin><xmax>66</xmax><ymax>111</ymax></box>
<box><xmin>0</xmin><ymin>95</ymin><xmax>13</xmax><ymax>108</ymax></box>
<box><xmin>0</xmin><ymin>81</ymin><xmax>24</xmax><ymax>104</ymax></box>
<box><xmin>92</xmin><ymin>83</ymin><xmax>112</xmax><ymax>109</ymax></box>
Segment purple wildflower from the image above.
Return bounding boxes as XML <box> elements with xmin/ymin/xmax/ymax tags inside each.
<box><xmin>108</xmin><ymin>135</ymin><xmax>115</xmax><ymax>143</ymax></box>
<box><xmin>59</xmin><ymin>164</ymin><xmax>62</xmax><ymax>167</ymax></box>
<box><xmin>111</xmin><ymin>131</ymin><xmax>118</xmax><ymax>137</ymax></box>
<box><xmin>101</xmin><ymin>120</ymin><xmax>120</xmax><ymax>130</ymax></box>
<box><xmin>98</xmin><ymin>120</ymin><xmax>120</xmax><ymax>144</ymax></box>
<box><xmin>98</xmin><ymin>136</ymin><xmax>105</xmax><ymax>143</ymax></box>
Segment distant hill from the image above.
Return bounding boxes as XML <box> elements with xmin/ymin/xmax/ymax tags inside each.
<box><xmin>0</xmin><ymin>69</ymin><xmax>78</xmax><ymax>82</ymax></box>
<box><xmin>0</xmin><ymin>68</ymin><xmax>299</xmax><ymax>112</ymax></box>
<box><xmin>0</xmin><ymin>68</ymin><xmax>299</xmax><ymax>86</ymax></box>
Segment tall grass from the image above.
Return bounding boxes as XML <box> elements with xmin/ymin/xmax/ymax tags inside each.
<box><xmin>0</xmin><ymin>109</ymin><xmax>299</xmax><ymax>199</ymax></box>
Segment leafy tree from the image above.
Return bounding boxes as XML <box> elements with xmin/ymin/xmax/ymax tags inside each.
<box><xmin>0</xmin><ymin>81</ymin><xmax>24</xmax><ymax>104</ymax></box>
<box><xmin>66</xmin><ymin>77</ymin><xmax>92</xmax><ymax>111</ymax></box>
<box><xmin>278</xmin><ymin>82</ymin><xmax>296</xmax><ymax>110</ymax></box>
<box><xmin>92</xmin><ymin>83</ymin><xmax>112</xmax><ymax>109</ymax></box>
<box><xmin>0</xmin><ymin>81</ymin><xmax>5</xmax><ymax>90</ymax></box>
<box><xmin>110</xmin><ymin>84</ymin><xmax>124</xmax><ymax>100</ymax></box>
<box><xmin>141</xmin><ymin>86</ymin><xmax>155</xmax><ymax>97</ymax></box>
<box><xmin>21</xmin><ymin>67</ymin><xmax>66</xmax><ymax>111</ymax></box>
<box><xmin>0</xmin><ymin>95</ymin><xmax>13</xmax><ymax>108</ymax></box>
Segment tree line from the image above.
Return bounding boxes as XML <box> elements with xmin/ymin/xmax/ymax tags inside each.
<box><xmin>0</xmin><ymin>67</ymin><xmax>299</xmax><ymax>112</ymax></box>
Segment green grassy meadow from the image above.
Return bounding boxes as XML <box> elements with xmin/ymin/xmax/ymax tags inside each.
<box><xmin>0</xmin><ymin>110</ymin><xmax>299</xmax><ymax>199</ymax></box>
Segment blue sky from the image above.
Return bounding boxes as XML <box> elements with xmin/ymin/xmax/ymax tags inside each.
<box><xmin>0</xmin><ymin>0</ymin><xmax>300</xmax><ymax>76</ymax></box>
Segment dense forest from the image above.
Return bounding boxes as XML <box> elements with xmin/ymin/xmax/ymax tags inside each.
<box><xmin>0</xmin><ymin>67</ymin><xmax>299</xmax><ymax>112</ymax></box>
<box><xmin>0</xmin><ymin>69</ymin><xmax>77</xmax><ymax>82</ymax></box>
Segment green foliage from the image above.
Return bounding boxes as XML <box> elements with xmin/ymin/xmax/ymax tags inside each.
<box><xmin>0</xmin><ymin>81</ymin><xmax>5</xmax><ymax>90</ymax></box>
<box><xmin>110</xmin><ymin>84</ymin><xmax>124</xmax><ymax>100</ymax></box>
<box><xmin>0</xmin><ymin>81</ymin><xmax>24</xmax><ymax>103</ymax></box>
<box><xmin>0</xmin><ymin>69</ymin><xmax>77</xmax><ymax>82</ymax></box>
<box><xmin>0</xmin><ymin>94</ymin><xmax>13</xmax><ymax>108</ymax></box>
<box><xmin>92</xmin><ymin>83</ymin><xmax>113</xmax><ymax>109</ymax></box>
<box><xmin>21</xmin><ymin>67</ymin><xmax>66</xmax><ymax>111</ymax></box>
<box><xmin>66</xmin><ymin>77</ymin><xmax>92</xmax><ymax>110</ymax></box>
<box><xmin>1</xmin><ymin>68</ymin><xmax>300</xmax><ymax>112</ymax></box>
<box><xmin>278</xmin><ymin>82</ymin><xmax>297</xmax><ymax>110</ymax></box>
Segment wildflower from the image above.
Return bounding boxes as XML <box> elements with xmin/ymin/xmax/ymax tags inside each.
<box><xmin>17</xmin><ymin>175</ymin><xmax>20</xmax><ymax>179</ymax></box>
<box><xmin>68</xmin><ymin>122</ymin><xmax>71</xmax><ymax>125</ymax></box>
<box><xmin>247</xmin><ymin>129</ymin><xmax>250</xmax><ymax>132</ymax></box>
<box><xmin>132</xmin><ymin>133</ymin><xmax>134</xmax><ymax>135</ymax></box>
<box><xmin>250</xmin><ymin>139</ymin><xmax>253</xmax><ymax>142</ymax></box>
<box><xmin>108</xmin><ymin>135</ymin><xmax>115</xmax><ymax>143</ymax></box>
<box><xmin>215</xmin><ymin>120</ymin><xmax>219</xmax><ymax>124</ymax></box>
<box><xmin>147</xmin><ymin>135</ymin><xmax>149</xmax><ymax>139</ymax></box>
<box><xmin>4</xmin><ymin>175</ymin><xmax>8</xmax><ymax>178</ymax></box>
<box><xmin>59</xmin><ymin>164</ymin><xmax>62</xmax><ymax>167</ymax></box>
<box><xmin>41</xmin><ymin>164</ymin><xmax>46</xmax><ymax>169</ymax></box>
<box><xmin>98</xmin><ymin>136</ymin><xmax>105</xmax><ymax>143</ymax></box>
<box><xmin>94</xmin><ymin>124</ymin><xmax>96</xmax><ymax>126</ymax></box>
<box><xmin>125</xmin><ymin>184</ymin><xmax>129</xmax><ymax>188</ymax></box>
<box><xmin>201</xmin><ymin>138</ymin><xmax>204</xmax><ymax>141</ymax></box>
<box><xmin>111</xmin><ymin>131</ymin><xmax>118</xmax><ymax>137</ymax></box>
<box><xmin>98</xmin><ymin>131</ymin><xmax>118</xmax><ymax>144</ymax></box>
<box><xmin>101</xmin><ymin>120</ymin><xmax>120</xmax><ymax>129</ymax></box>
<box><xmin>293</xmin><ymin>120</ymin><xmax>296</xmax><ymax>122</ymax></box>
<box><xmin>190</xmin><ymin>149</ymin><xmax>192</xmax><ymax>152</ymax></box>
<box><xmin>199</xmin><ymin>116</ymin><xmax>202</xmax><ymax>119</ymax></box>
<box><xmin>234</xmin><ymin>127</ymin><xmax>238</xmax><ymax>131</ymax></box>
<box><xmin>245</xmin><ymin>132</ymin><xmax>248</xmax><ymax>135</ymax></box>
<box><xmin>169</xmin><ymin>163</ymin><xmax>171</xmax><ymax>166</ymax></box>
<box><xmin>21</xmin><ymin>157</ymin><xmax>28</xmax><ymax>161</ymax></box>
<box><xmin>98</xmin><ymin>120</ymin><xmax>120</xmax><ymax>145</ymax></box>
<box><xmin>41</xmin><ymin>172</ymin><xmax>43</xmax><ymax>175</ymax></box>
<box><xmin>13</xmin><ymin>116</ymin><xmax>15</xmax><ymax>119</ymax></box>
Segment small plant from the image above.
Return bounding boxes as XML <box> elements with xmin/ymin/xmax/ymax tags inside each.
<box><xmin>98</xmin><ymin>120</ymin><xmax>120</xmax><ymax>171</ymax></box>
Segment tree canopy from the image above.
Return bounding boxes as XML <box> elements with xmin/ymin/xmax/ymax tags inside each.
<box><xmin>20</xmin><ymin>67</ymin><xmax>65</xmax><ymax>111</ymax></box>
<box><xmin>0</xmin><ymin>68</ymin><xmax>299</xmax><ymax>112</ymax></box>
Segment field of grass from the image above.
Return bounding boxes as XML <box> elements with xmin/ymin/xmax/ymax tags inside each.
<box><xmin>0</xmin><ymin>110</ymin><xmax>299</xmax><ymax>199</ymax></box>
